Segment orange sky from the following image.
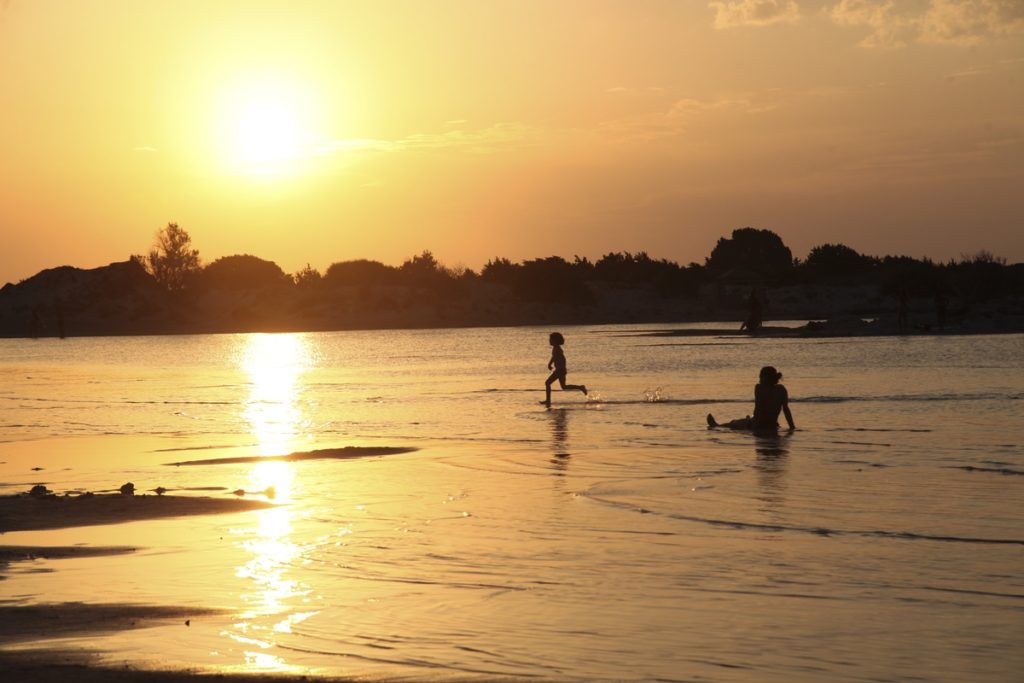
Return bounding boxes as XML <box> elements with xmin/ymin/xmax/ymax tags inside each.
<box><xmin>2</xmin><ymin>0</ymin><xmax>1022</xmax><ymax>284</ymax></box>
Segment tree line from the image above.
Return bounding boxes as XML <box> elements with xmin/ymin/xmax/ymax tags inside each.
<box><xmin>136</xmin><ymin>224</ymin><xmax>1021</xmax><ymax>306</ymax></box>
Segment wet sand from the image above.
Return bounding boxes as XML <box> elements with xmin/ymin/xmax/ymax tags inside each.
<box><xmin>0</xmin><ymin>494</ymin><xmax>324</xmax><ymax>681</ymax></box>
<box><xmin>0</xmin><ymin>493</ymin><xmax>275</xmax><ymax>533</ymax></box>
<box><xmin>0</xmin><ymin>481</ymin><xmax>526</xmax><ymax>681</ymax></box>
<box><xmin>0</xmin><ymin>600</ymin><xmax>517</xmax><ymax>682</ymax></box>
<box><xmin>1</xmin><ymin>608</ymin><xmax>377</xmax><ymax>683</ymax></box>
<box><xmin>162</xmin><ymin>445</ymin><xmax>417</xmax><ymax>467</ymax></box>
<box><xmin>0</xmin><ymin>640</ymin><xmax>356</xmax><ymax>683</ymax></box>
<box><xmin>0</xmin><ymin>543</ymin><xmax>138</xmax><ymax>567</ymax></box>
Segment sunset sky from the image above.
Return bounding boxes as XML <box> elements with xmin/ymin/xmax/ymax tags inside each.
<box><xmin>2</xmin><ymin>0</ymin><xmax>1022</xmax><ymax>284</ymax></box>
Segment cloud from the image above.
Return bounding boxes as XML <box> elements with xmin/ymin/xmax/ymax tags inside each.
<box><xmin>829</xmin><ymin>0</ymin><xmax>915</xmax><ymax>47</ymax></box>
<box><xmin>710</xmin><ymin>0</ymin><xmax>801</xmax><ymax>28</ymax></box>
<box><xmin>920</xmin><ymin>0</ymin><xmax>1024</xmax><ymax>45</ymax></box>
<box><xmin>944</xmin><ymin>57</ymin><xmax>1024</xmax><ymax>79</ymax></box>
<box><xmin>318</xmin><ymin>123</ymin><xmax>538</xmax><ymax>156</ymax></box>
<box><xmin>830</xmin><ymin>0</ymin><xmax>1024</xmax><ymax>47</ymax></box>
<box><xmin>606</xmin><ymin>86</ymin><xmax>668</xmax><ymax>95</ymax></box>
<box><xmin>597</xmin><ymin>95</ymin><xmax>766</xmax><ymax>143</ymax></box>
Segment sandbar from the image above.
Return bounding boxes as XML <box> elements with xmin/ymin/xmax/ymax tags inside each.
<box><xmin>163</xmin><ymin>445</ymin><xmax>418</xmax><ymax>467</ymax></box>
<box><xmin>0</xmin><ymin>544</ymin><xmax>137</xmax><ymax>570</ymax></box>
<box><xmin>0</xmin><ymin>493</ymin><xmax>275</xmax><ymax>533</ymax></box>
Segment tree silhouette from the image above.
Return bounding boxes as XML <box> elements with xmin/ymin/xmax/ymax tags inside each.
<box><xmin>705</xmin><ymin>227</ymin><xmax>793</xmax><ymax>281</ymax></box>
<box><xmin>399</xmin><ymin>250</ymin><xmax>450</xmax><ymax>287</ymax></box>
<box><xmin>324</xmin><ymin>259</ymin><xmax>398</xmax><ymax>287</ymax></box>
<box><xmin>200</xmin><ymin>254</ymin><xmax>289</xmax><ymax>291</ymax></box>
<box><xmin>515</xmin><ymin>256</ymin><xmax>594</xmax><ymax>304</ymax></box>
<box><xmin>953</xmin><ymin>250</ymin><xmax>1011</xmax><ymax>301</ymax></box>
<box><xmin>292</xmin><ymin>263</ymin><xmax>322</xmax><ymax>288</ymax></box>
<box><xmin>803</xmin><ymin>243</ymin><xmax>875</xmax><ymax>277</ymax></box>
<box><xmin>481</xmin><ymin>257</ymin><xmax>518</xmax><ymax>285</ymax></box>
<box><xmin>145</xmin><ymin>223</ymin><xmax>201</xmax><ymax>292</ymax></box>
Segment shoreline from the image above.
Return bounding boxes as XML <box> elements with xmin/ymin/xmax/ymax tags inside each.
<box><xmin>621</xmin><ymin>318</ymin><xmax>1024</xmax><ymax>338</ymax></box>
<box><xmin>4</xmin><ymin>314</ymin><xmax>1023</xmax><ymax>340</ymax></box>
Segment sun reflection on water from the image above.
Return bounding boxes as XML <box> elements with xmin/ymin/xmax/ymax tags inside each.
<box><xmin>236</xmin><ymin>507</ymin><xmax>307</xmax><ymax>616</ymax></box>
<box><xmin>230</xmin><ymin>333</ymin><xmax>320</xmax><ymax>670</ymax></box>
<box><xmin>240</xmin><ymin>333</ymin><xmax>313</xmax><ymax>458</ymax></box>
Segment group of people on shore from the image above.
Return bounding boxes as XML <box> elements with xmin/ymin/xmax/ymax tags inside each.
<box><xmin>543</xmin><ymin>331</ymin><xmax>795</xmax><ymax>432</ymax></box>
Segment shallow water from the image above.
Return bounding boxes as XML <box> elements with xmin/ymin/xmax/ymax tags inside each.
<box><xmin>1</xmin><ymin>325</ymin><xmax>1022</xmax><ymax>681</ymax></box>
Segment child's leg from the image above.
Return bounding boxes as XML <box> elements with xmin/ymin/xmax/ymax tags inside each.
<box><xmin>543</xmin><ymin>371</ymin><xmax>559</xmax><ymax>405</ymax></box>
<box><xmin>707</xmin><ymin>414</ymin><xmax>752</xmax><ymax>429</ymax></box>
<box><xmin>560</xmin><ymin>373</ymin><xmax>587</xmax><ymax>396</ymax></box>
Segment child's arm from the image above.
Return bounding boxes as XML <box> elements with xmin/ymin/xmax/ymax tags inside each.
<box><xmin>547</xmin><ymin>354</ymin><xmax>554</xmax><ymax>370</ymax></box>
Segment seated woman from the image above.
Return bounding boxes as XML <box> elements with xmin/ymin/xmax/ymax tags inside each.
<box><xmin>707</xmin><ymin>366</ymin><xmax>795</xmax><ymax>432</ymax></box>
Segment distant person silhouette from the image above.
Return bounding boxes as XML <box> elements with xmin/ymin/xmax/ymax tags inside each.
<box><xmin>542</xmin><ymin>332</ymin><xmax>588</xmax><ymax>406</ymax></box>
<box><xmin>739</xmin><ymin>288</ymin><xmax>763</xmax><ymax>335</ymax></box>
<box><xmin>707</xmin><ymin>366</ymin><xmax>795</xmax><ymax>432</ymax></box>
<box><xmin>897</xmin><ymin>287</ymin><xmax>910</xmax><ymax>334</ymax></box>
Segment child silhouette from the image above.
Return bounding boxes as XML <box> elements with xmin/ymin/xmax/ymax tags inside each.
<box><xmin>707</xmin><ymin>366</ymin><xmax>795</xmax><ymax>431</ymax></box>
<box><xmin>542</xmin><ymin>332</ymin><xmax>588</xmax><ymax>406</ymax></box>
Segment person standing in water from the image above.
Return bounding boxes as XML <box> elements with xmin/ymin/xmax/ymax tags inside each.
<box><xmin>739</xmin><ymin>288</ymin><xmax>764</xmax><ymax>335</ymax></box>
<box><xmin>707</xmin><ymin>366</ymin><xmax>795</xmax><ymax>431</ymax></box>
<box><xmin>543</xmin><ymin>332</ymin><xmax>588</xmax><ymax>406</ymax></box>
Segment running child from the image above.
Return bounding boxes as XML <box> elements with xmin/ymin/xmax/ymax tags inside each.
<box><xmin>543</xmin><ymin>332</ymin><xmax>588</xmax><ymax>406</ymax></box>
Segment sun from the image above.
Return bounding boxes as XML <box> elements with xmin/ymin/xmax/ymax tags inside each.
<box><xmin>215</xmin><ymin>75</ymin><xmax>320</xmax><ymax>176</ymax></box>
<box><xmin>236</xmin><ymin>100</ymin><xmax>303</xmax><ymax>165</ymax></box>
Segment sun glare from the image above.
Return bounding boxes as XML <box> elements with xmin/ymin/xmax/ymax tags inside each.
<box><xmin>237</xmin><ymin>101</ymin><xmax>303</xmax><ymax>165</ymax></box>
<box><xmin>216</xmin><ymin>75</ymin><xmax>320</xmax><ymax>176</ymax></box>
<box><xmin>240</xmin><ymin>332</ymin><xmax>312</xmax><ymax>456</ymax></box>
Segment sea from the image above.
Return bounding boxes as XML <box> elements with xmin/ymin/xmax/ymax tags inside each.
<box><xmin>1</xmin><ymin>324</ymin><xmax>1022</xmax><ymax>682</ymax></box>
